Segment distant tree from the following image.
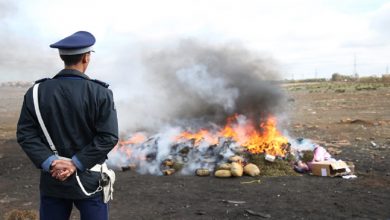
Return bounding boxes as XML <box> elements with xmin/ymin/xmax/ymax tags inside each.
<box><xmin>331</xmin><ymin>73</ymin><xmax>354</xmax><ymax>82</ymax></box>
<box><xmin>360</xmin><ymin>76</ymin><xmax>380</xmax><ymax>83</ymax></box>
<box><xmin>331</xmin><ymin>73</ymin><xmax>342</xmax><ymax>81</ymax></box>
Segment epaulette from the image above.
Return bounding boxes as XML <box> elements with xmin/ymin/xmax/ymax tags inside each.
<box><xmin>35</xmin><ymin>78</ymin><xmax>51</xmax><ymax>84</ymax></box>
<box><xmin>91</xmin><ymin>79</ymin><xmax>109</xmax><ymax>88</ymax></box>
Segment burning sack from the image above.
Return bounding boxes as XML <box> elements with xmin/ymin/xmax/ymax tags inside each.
<box><xmin>243</xmin><ymin>163</ymin><xmax>260</xmax><ymax>176</ymax></box>
<box><xmin>230</xmin><ymin>162</ymin><xmax>244</xmax><ymax>177</ymax></box>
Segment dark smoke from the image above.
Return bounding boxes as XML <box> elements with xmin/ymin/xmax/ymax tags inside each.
<box><xmin>122</xmin><ymin>39</ymin><xmax>286</xmax><ymax>131</ymax></box>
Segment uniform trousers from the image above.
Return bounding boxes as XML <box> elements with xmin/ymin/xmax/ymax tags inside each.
<box><xmin>40</xmin><ymin>194</ymin><xmax>108</xmax><ymax>220</ymax></box>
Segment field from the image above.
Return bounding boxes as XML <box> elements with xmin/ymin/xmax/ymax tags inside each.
<box><xmin>1</xmin><ymin>82</ymin><xmax>390</xmax><ymax>219</ymax></box>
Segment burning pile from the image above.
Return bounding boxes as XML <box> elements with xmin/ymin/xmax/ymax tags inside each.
<box><xmin>107</xmin><ymin>42</ymin><xmax>356</xmax><ymax>178</ymax></box>
<box><xmin>108</xmin><ymin>114</ymin><xmax>294</xmax><ymax>177</ymax></box>
<box><xmin>107</xmin><ymin>41</ymin><xmax>295</xmax><ymax>176</ymax></box>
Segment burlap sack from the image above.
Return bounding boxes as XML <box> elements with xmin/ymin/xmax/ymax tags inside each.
<box><xmin>228</xmin><ymin>155</ymin><xmax>244</xmax><ymax>163</ymax></box>
<box><xmin>243</xmin><ymin>163</ymin><xmax>260</xmax><ymax>176</ymax></box>
<box><xmin>216</xmin><ymin>163</ymin><xmax>232</xmax><ymax>171</ymax></box>
<box><xmin>196</xmin><ymin>168</ymin><xmax>210</xmax><ymax>176</ymax></box>
<box><xmin>214</xmin><ymin>170</ymin><xmax>232</xmax><ymax>178</ymax></box>
<box><xmin>231</xmin><ymin>162</ymin><xmax>243</xmax><ymax>177</ymax></box>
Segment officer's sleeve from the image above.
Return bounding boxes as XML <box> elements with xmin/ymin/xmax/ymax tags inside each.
<box><xmin>74</xmin><ymin>89</ymin><xmax>119</xmax><ymax>169</ymax></box>
<box><xmin>17</xmin><ymin>92</ymin><xmax>56</xmax><ymax>169</ymax></box>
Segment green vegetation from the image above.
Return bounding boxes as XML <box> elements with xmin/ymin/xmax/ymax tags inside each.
<box><xmin>247</xmin><ymin>154</ymin><xmax>300</xmax><ymax>177</ymax></box>
<box><xmin>284</xmin><ymin>80</ymin><xmax>390</xmax><ymax>93</ymax></box>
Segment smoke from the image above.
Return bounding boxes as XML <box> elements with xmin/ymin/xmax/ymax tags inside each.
<box><xmin>117</xmin><ymin>39</ymin><xmax>286</xmax><ymax>133</ymax></box>
<box><xmin>104</xmin><ymin>39</ymin><xmax>288</xmax><ymax>176</ymax></box>
<box><xmin>175</xmin><ymin>64</ymin><xmax>239</xmax><ymax>112</ymax></box>
<box><xmin>107</xmin><ymin>132</ymin><xmax>242</xmax><ymax>175</ymax></box>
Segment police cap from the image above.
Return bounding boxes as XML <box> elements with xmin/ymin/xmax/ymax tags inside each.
<box><xmin>50</xmin><ymin>31</ymin><xmax>95</xmax><ymax>55</ymax></box>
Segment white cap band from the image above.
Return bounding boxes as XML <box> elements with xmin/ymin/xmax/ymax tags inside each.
<box><xmin>59</xmin><ymin>46</ymin><xmax>94</xmax><ymax>55</ymax></box>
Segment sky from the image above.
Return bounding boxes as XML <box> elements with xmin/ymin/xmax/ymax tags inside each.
<box><xmin>1</xmin><ymin>0</ymin><xmax>390</xmax><ymax>82</ymax></box>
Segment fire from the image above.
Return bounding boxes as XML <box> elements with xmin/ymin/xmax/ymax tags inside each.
<box><xmin>233</xmin><ymin>116</ymin><xmax>289</xmax><ymax>156</ymax></box>
<box><xmin>176</xmin><ymin>129</ymin><xmax>219</xmax><ymax>146</ymax></box>
<box><xmin>109</xmin><ymin>115</ymin><xmax>289</xmax><ymax>175</ymax></box>
<box><xmin>115</xmin><ymin>115</ymin><xmax>288</xmax><ymax>164</ymax></box>
<box><xmin>118</xmin><ymin>133</ymin><xmax>147</xmax><ymax>145</ymax></box>
<box><xmin>176</xmin><ymin>115</ymin><xmax>289</xmax><ymax>156</ymax></box>
<box><xmin>113</xmin><ymin>132</ymin><xmax>147</xmax><ymax>157</ymax></box>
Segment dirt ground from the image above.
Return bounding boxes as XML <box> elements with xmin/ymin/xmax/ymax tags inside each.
<box><xmin>1</xmin><ymin>82</ymin><xmax>389</xmax><ymax>220</ymax></box>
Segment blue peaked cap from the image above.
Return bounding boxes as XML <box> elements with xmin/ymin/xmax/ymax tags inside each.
<box><xmin>50</xmin><ymin>31</ymin><xmax>95</xmax><ymax>55</ymax></box>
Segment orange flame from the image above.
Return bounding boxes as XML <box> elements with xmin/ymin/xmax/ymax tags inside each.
<box><xmin>116</xmin><ymin>115</ymin><xmax>289</xmax><ymax>158</ymax></box>
<box><xmin>176</xmin><ymin>115</ymin><xmax>288</xmax><ymax>156</ymax></box>
<box><xmin>113</xmin><ymin>133</ymin><xmax>147</xmax><ymax>157</ymax></box>
<box><xmin>118</xmin><ymin>133</ymin><xmax>147</xmax><ymax>146</ymax></box>
<box><xmin>176</xmin><ymin>129</ymin><xmax>219</xmax><ymax>146</ymax></box>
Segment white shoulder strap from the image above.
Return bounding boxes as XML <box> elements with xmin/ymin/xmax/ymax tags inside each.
<box><xmin>33</xmin><ymin>83</ymin><xmax>58</xmax><ymax>155</ymax></box>
<box><xmin>33</xmin><ymin>83</ymin><xmax>104</xmax><ymax>197</ymax></box>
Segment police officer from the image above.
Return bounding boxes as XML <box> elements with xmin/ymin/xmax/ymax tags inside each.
<box><xmin>16</xmin><ymin>31</ymin><xmax>118</xmax><ymax>220</ymax></box>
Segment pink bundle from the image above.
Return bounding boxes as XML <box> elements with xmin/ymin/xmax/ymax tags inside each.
<box><xmin>312</xmin><ymin>146</ymin><xmax>332</xmax><ymax>162</ymax></box>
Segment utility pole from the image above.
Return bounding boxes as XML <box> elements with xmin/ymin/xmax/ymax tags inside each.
<box><xmin>354</xmin><ymin>53</ymin><xmax>358</xmax><ymax>78</ymax></box>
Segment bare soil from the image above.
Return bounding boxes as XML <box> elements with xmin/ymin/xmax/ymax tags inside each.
<box><xmin>1</xmin><ymin>82</ymin><xmax>389</xmax><ymax>220</ymax></box>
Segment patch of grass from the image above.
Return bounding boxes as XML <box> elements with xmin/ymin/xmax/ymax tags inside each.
<box><xmin>301</xmin><ymin>151</ymin><xmax>314</xmax><ymax>163</ymax></box>
<box><xmin>284</xmin><ymin>81</ymin><xmax>390</xmax><ymax>94</ymax></box>
<box><xmin>355</xmin><ymin>84</ymin><xmax>378</xmax><ymax>91</ymax></box>
<box><xmin>4</xmin><ymin>209</ymin><xmax>38</xmax><ymax>220</ymax></box>
<box><xmin>335</xmin><ymin>89</ymin><xmax>346</xmax><ymax>93</ymax></box>
<box><xmin>247</xmin><ymin>154</ymin><xmax>300</xmax><ymax>177</ymax></box>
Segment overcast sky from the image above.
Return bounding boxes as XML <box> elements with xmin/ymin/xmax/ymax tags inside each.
<box><xmin>1</xmin><ymin>0</ymin><xmax>390</xmax><ymax>81</ymax></box>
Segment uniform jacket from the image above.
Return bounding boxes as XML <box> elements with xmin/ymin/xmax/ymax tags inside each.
<box><xmin>17</xmin><ymin>69</ymin><xmax>119</xmax><ymax>199</ymax></box>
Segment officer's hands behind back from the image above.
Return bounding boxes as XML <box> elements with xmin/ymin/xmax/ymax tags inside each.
<box><xmin>50</xmin><ymin>160</ymin><xmax>77</xmax><ymax>181</ymax></box>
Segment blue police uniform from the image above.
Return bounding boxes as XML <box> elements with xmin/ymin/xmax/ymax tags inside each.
<box><xmin>17</xmin><ymin>31</ymin><xmax>118</xmax><ymax>220</ymax></box>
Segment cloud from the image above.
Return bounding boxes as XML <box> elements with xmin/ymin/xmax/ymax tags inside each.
<box><xmin>1</xmin><ymin>0</ymin><xmax>390</xmax><ymax>83</ymax></box>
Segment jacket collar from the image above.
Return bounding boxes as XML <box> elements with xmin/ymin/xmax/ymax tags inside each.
<box><xmin>53</xmin><ymin>69</ymin><xmax>90</xmax><ymax>80</ymax></box>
